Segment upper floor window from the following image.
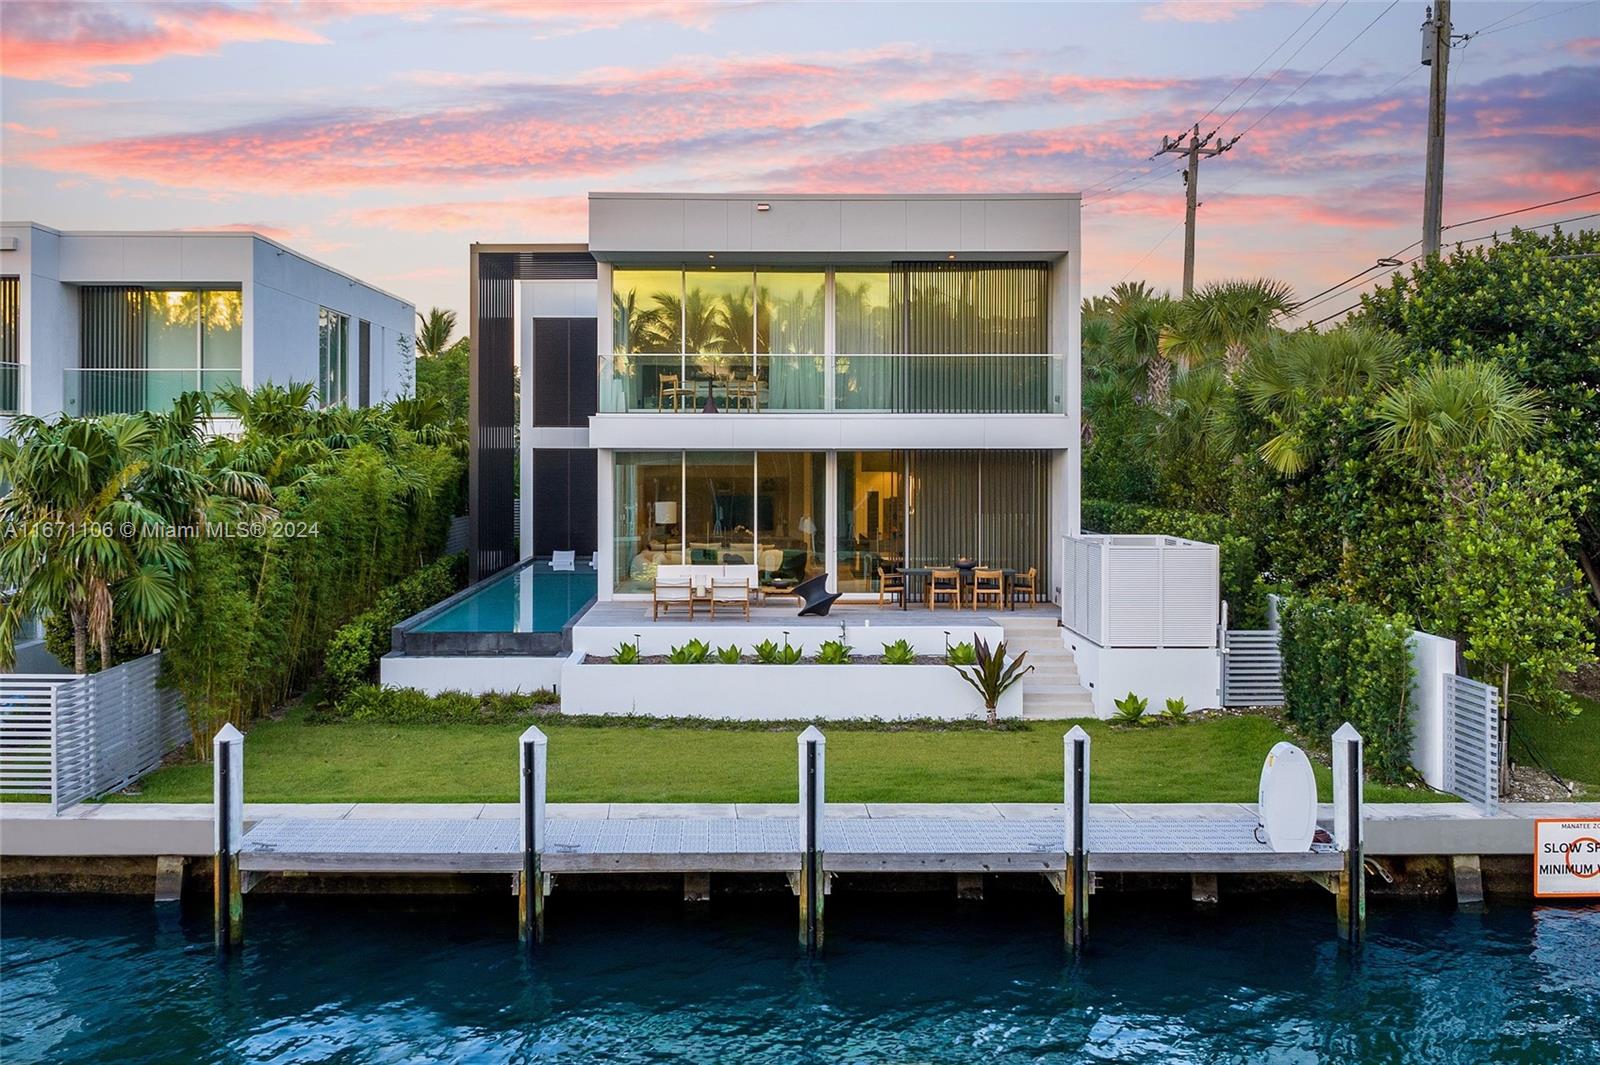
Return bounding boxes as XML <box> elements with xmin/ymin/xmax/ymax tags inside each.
<box><xmin>318</xmin><ymin>307</ymin><xmax>349</xmax><ymax>407</ymax></box>
<box><xmin>1</xmin><ymin>275</ymin><xmax>19</xmax><ymax>413</ymax></box>
<box><xmin>72</xmin><ymin>286</ymin><xmax>240</xmax><ymax>416</ymax></box>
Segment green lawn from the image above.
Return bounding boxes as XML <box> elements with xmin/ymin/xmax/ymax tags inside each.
<box><xmin>124</xmin><ymin>712</ymin><xmax>1453</xmax><ymax>805</ymax></box>
<box><xmin>1510</xmin><ymin>694</ymin><xmax>1600</xmax><ymax>792</ymax></box>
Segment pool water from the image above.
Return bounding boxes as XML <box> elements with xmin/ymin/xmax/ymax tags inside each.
<box><xmin>416</xmin><ymin>562</ymin><xmax>597</xmax><ymax>633</ymax></box>
<box><xmin>3</xmin><ymin>894</ymin><xmax>1597</xmax><ymax>1063</ymax></box>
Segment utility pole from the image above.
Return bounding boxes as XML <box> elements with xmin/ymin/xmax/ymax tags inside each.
<box><xmin>1155</xmin><ymin>124</ymin><xmax>1239</xmax><ymax>296</ymax></box>
<box><xmin>1421</xmin><ymin>0</ymin><xmax>1451</xmax><ymax>257</ymax></box>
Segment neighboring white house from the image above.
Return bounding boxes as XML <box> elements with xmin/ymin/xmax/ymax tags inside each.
<box><xmin>0</xmin><ymin>222</ymin><xmax>415</xmax><ymax>418</ymax></box>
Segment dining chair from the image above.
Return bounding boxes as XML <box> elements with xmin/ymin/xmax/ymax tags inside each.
<box><xmin>972</xmin><ymin>567</ymin><xmax>1005</xmax><ymax>610</ymax></box>
<box><xmin>877</xmin><ymin>566</ymin><xmax>905</xmax><ymax>607</ymax></box>
<box><xmin>1013</xmin><ymin>566</ymin><xmax>1039</xmax><ymax>606</ymax></box>
<box><xmin>657</xmin><ymin>373</ymin><xmax>690</xmax><ymax>412</ymax></box>
<box><xmin>927</xmin><ymin>568</ymin><xmax>961</xmax><ymax>610</ymax></box>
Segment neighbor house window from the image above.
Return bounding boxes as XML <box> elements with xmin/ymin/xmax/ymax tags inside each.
<box><xmin>0</xmin><ymin>275</ymin><xmax>19</xmax><ymax>413</ymax></box>
<box><xmin>73</xmin><ymin>286</ymin><xmax>241</xmax><ymax>416</ymax></box>
<box><xmin>318</xmin><ymin>308</ymin><xmax>349</xmax><ymax>406</ymax></box>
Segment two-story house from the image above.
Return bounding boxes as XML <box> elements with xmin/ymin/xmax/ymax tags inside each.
<box><xmin>468</xmin><ymin>192</ymin><xmax>1081</xmax><ymax>603</ymax></box>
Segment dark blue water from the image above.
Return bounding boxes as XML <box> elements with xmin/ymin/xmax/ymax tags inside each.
<box><xmin>3</xmin><ymin>893</ymin><xmax>1597</xmax><ymax>1063</ymax></box>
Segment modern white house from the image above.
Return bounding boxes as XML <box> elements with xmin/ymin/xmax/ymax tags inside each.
<box><xmin>0</xmin><ymin>222</ymin><xmax>415</xmax><ymax>418</ymax></box>
<box><xmin>433</xmin><ymin>191</ymin><xmax>1221</xmax><ymax>718</ymax></box>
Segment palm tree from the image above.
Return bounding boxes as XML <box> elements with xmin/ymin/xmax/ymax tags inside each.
<box><xmin>0</xmin><ymin>412</ymin><xmax>267</xmax><ymax>673</ymax></box>
<box><xmin>1161</xmin><ymin>278</ymin><xmax>1295</xmax><ymax>385</ymax></box>
<box><xmin>416</xmin><ymin>308</ymin><xmax>457</xmax><ymax>359</ymax></box>
<box><xmin>1240</xmin><ymin>326</ymin><xmax>1404</xmax><ymax>475</ymax></box>
<box><xmin>1089</xmin><ymin>283</ymin><xmax>1172</xmax><ymax>406</ymax></box>
<box><xmin>1371</xmin><ymin>360</ymin><xmax>1543</xmax><ymax>472</ymax></box>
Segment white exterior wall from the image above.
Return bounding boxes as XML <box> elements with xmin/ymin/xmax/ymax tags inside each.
<box><xmin>1407</xmin><ymin>631</ymin><xmax>1457</xmax><ymax>789</ymax></box>
<box><xmin>1065</xmin><ymin>633</ymin><xmax>1223</xmax><ymax>718</ymax></box>
<box><xmin>0</xmin><ymin>223</ymin><xmax>413</xmax><ymax>417</ymax></box>
<box><xmin>380</xmin><ymin>653</ymin><xmax>562</xmax><ymax>696</ymax></box>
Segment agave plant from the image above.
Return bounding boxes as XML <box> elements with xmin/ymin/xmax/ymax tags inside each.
<box><xmin>948</xmin><ymin>636</ymin><xmax>1033</xmax><ymax>727</ymax></box>
<box><xmin>754</xmin><ymin>638</ymin><xmax>803</xmax><ymax>665</ymax></box>
<box><xmin>612</xmin><ymin>641</ymin><xmax>641</xmax><ymax>664</ymax></box>
<box><xmin>666</xmin><ymin>638</ymin><xmax>712</xmax><ymax>664</ymax></box>
<box><xmin>945</xmin><ymin>640</ymin><xmax>977</xmax><ymax>666</ymax></box>
<box><xmin>714</xmin><ymin>643</ymin><xmax>743</xmax><ymax>664</ymax></box>
<box><xmin>1113</xmin><ymin>692</ymin><xmax>1148</xmax><ymax>725</ymax></box>
<box><xmin>881</xmin><ymin>638</ymin><xmax>917</xmax><ymax>665</ymax></box>
<box><xmin>815</xmin><ymin>638</ymin><xmax>852</xmax><ymax>664</ymax></box>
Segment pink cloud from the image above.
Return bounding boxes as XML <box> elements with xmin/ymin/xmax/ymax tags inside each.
<box><xmin>0</xmin><ymin>2</ymin><xmax>327</xmax><ymax>87</ymax></box>
<box><xmin>180</xmin><ymin>221</ymin><xmax>296</xmax><ymax>242</ymax></box>
<box><xmin>1141</xmin><ymin>2</ymin><xmax>1266</xmax><ymax>24</ymax></box>
<box><xmin>340</xmin><ymin>197</ymin><xmax>589</xmax><ymax>236</ymax></box>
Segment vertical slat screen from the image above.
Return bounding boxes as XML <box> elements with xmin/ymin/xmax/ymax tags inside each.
<box><xmin>79</xmin><ymin>286</ymin><xmax>145</xmax><ymax>416</ymax></box>
<box><xmin>890</xmin><ymin>262</ymin><xmax>1049</xmax><ymax>412</ymax></box>
<box><xmin>0</xmin><ymin>275</ymin><xmax>18</xmax><ymax>412</ymax></box>
<box><xmin>905</xmin><ymin>450</ymin><xmax>1051</xmax><ymax>586</ymax></box>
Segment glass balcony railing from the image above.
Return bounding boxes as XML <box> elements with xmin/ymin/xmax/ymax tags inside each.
<box><xmin>0</xmin><ymin>362</ymin><xmax>24</xmax><ymax>414</ymax></box>
<box><xmin>64</xmin><ymin>367</ymin><xmax>243</xmax><ymax>417</ymax></box>
<box><xmin>599</xmin><ymin>353</ymin><xmax>1061</xmax><ymax>415</ymax></box>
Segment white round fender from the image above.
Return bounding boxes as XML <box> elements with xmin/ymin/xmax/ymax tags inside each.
<box><xmin>1258</xmin><ymin>742</ymin><xmax>1318</xmax><ymax>853</ymax></box>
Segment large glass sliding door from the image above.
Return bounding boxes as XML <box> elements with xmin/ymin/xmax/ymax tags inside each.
<box><xmin>614</xmin><ymin>451</ymin><xmax>826</xmax><ymax>592</ymax></box>
<box><xmin>613</xmin><ymin>451</ymin><xmax>684</xmax><ymax>593</ymax></box>
<box><xmin>836</xmin><ymin>450</ymin><xmax>904</xmax><ymax>593</ymax></box>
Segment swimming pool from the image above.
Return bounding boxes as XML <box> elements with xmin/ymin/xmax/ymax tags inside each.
<box><xmin>391</xmin><ymin>559</ymin><xmax>597</xmax><ymax>659</ymax></box>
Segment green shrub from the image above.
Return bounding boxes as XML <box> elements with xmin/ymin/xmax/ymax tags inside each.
<box><xmin>946</xmin><ymin>641</ymin><xmax>977</xmax><ymax>666</ymax></box>
<box><xmin>323</xmin><ymin>553</ymin><xmax>467</xmax><ymax>702</ymax></box>
<box><xmin>667</xmin><ymin>639</ymin><xmax>712</xmax><ymax>664</ymax></box>
<box><xmin>612</xmin><ymin>641</ymin><xmax>640</xmax><ymax>664</ymax></box>
<box><xmin>1113</xmin><ymin>691</ymin><xmax>1148</xmax><ymax>725</ymax></box>
<box><xmin>881</xmin><ymin>639</ymin><xmax>917</xmax><ymax>665</ymax></box>
<box><xmin>326</xmin><ymin>685</ymin><xmax>558</xmax><ymax>725</ymax></box>
<box><xmin>1163</xmin><ymin>697</ymin><xmax>1189</xmax><ymax>723</ymax></box>
<box><xmin>714</xmin><ymin>644</ymin><xmax>743</xmax><ymax>664</ymax></box>
<box><xmin>754</xmin><ymin>638</ymin><xmax>802</xmax><ymax>664</ymax></box>
<box><xmin>815</xmin><ymin>639</ymin><xmax>852</xmax><ymax>664</ymax></box>
<box><xmin>1279</xmin><ymin>595</ymin><xmax>1414</xmax><ymax>782</ymax></box>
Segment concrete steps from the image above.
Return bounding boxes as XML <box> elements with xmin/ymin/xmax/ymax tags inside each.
<box><xmin>999</xmin><ymin>618</ymin><xmax>1095</xmax><ymax>720</ymax></box>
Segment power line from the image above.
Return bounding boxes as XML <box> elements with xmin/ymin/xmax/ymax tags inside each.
<box><xmin>1218</xmin><ymin>1</ymin><xmax>1350</xmax><ymax>129</ymax></box>
<box><xmin>1237</xmin><ymin>0</ymin><xmax>1403</xmax><ymax>138</ymax></box>
<box><xmin>1460</xmin><ymin>1</ymin><xmax>1541</xmax><ymax>38</ymax></box>
<box><xmin>1467</xmin><ymin>0</ymin><xmax>1597</xmax><ymax>38</ymax></box>
<box><xmin>1117</xmin><ymin>218</ymin><xmax>1187</xmax><ymax>283</ymax></box>
<box><xmin>1193</xmin><ymin>0</ymin><xmax>1332</xmax><ymax>129</ymax></box>
<box><xmin>1441</xmin><ymin>189</ymin><xmax>1600</xmax><ymax>231</ymax></box>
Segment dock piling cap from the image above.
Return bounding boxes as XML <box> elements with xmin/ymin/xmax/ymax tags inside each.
<box><xmin>1258</xmin><ymin>742</ymin><xmax>1318</xmax><ymax>853</ymax></box>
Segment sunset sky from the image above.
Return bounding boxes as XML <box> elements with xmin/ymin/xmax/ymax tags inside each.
<box><xmin>3</xmin><ymin>0</ymin><xmax>1596</xmax><ymax>323</ymax></box>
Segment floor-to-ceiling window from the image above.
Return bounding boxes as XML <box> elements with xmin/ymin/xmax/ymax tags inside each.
<box><xmin>318</xmin><ymin>307</ymin><xmax>349</xmax><ymax>407</ymax></box>
<box><xmin>757</xmin><ymin>270</ymin><xmax>825</xmax><ymax>411</ymax></box>
<box><xmin>0</xmin><ymin>276</ymin><xmax>19</xmax><ymax>413</ymax></box>
<box><xmin>73</xmin><ymin>286</ymin><xmax>241</xmax><ymax>415</ymax></box>
<box><xmin>614</xmin><ymin>451</ymin><xmax>827</xmax><ymax>593</ymax></box>
<box><xmin>836</xmin><ymin>449</ymin><xmax>905</xmax><ymax>593</ymax></box>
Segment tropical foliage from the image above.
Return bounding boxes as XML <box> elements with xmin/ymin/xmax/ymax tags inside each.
<box><xmin>1082</xmin><ymin>228</ymin><xmax>1597</xmax><ymax>789</ymax></box>
<box><xmin>948</xmin><ymin>635</ymin><xmax>1033</xmax><ymax>727</ymax></box>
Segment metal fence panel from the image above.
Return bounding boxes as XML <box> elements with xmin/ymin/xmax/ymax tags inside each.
<box><xmin>2</xmin><ymin>652</ymin><xmax>188</xmax><ymax>813</ymax></box>
<box><xmin>0</xmin><ymin>677</ymin><xmax>58</xmax><ymax>799</ymax></box>
<box><xmin>1222</xmin><ymin>629</ymin><xmax>1283</xmax><ymax>706</ymax></box>
<box><xmin>1443</xmin><ymin>673</ymin><xmax>1499</xmax><ymax>813</ymax></box>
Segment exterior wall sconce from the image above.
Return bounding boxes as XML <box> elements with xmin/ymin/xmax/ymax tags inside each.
<box><xmin>755</xmin><ymin>203</ymin><xmax>771</xmax><ymax>212</ymax></box>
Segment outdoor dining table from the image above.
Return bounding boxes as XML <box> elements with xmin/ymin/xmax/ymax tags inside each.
<box><xmin>893</xmin><ymin>566</ymin><xmax>1019</xmax><ymax>611</ymax></box>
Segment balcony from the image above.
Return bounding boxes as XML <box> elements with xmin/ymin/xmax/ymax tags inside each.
<box><xmin>64</xmin><ymin>367</ymin><xmax>242</xmax><ymax>417</ymax></box>
<box><xmin>599</xmin><ymin>353</ymin><xmax>1064</xmax><ymax>415</ymax></box>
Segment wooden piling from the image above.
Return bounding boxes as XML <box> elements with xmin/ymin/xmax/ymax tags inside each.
<box><xmin>1333</xmin><ymin>723</ymin><xmax>1365</xmax><ymax>945</ymax></box>
<box><xmin>798</xmin><ymin>726</ymin><xmax>825</xmax><ymax>955</ymax></box>
<box><xmin>1063</xmin><ymin>726</ymin><xmax>1091</xmax><ymax>952</ymax></box>
<box><xmin>518</xmin><ymin>726</ymin><xmax>547</xmax><ymax>947</ymax></box>
<box><xmin>212</xmin><ymin>724</ymin><xmax>244</xmax><ymax>951</ymax></box>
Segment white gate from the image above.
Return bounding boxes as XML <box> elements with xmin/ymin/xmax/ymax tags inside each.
<box><xmin>0</xmin><ymin>652</ymin><xmax>188</xmax><ymax>813</ymax></box>
<box><xmin>1443</xmin><ymin>673</ymin><xmax>1499</xmax><ymax>814</ymax></box>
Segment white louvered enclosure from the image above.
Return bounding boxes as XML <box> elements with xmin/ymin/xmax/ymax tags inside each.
<box><xmin>1443</xmin><ymin>673</ymin><xmax>1500</xmax><ymax>814</ymax></box>
<box><xmin>1061</xmin><ymin>534</ymin><xmax>1220</xmax><ymax>649</ymax></box>
<box><xmin>0</xmin><ymin>651</ymin><xmax>188</xmax><ymax>813</ymax></box>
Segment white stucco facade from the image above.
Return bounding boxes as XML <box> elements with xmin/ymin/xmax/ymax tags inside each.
<box><xmin>1</xmin><ymin>221</ymin><xmax>414</xmax><ymax>417</ymax></box>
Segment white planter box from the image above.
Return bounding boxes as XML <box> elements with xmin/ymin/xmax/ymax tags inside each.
<box><xmin>558</xmin><ymin>654</ymin><xmax>1023</xmax><ymax>721</ymax></box>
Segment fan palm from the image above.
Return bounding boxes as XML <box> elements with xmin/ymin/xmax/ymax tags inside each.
<box><xmin>1371</xmin><ymin>360</ymin><xmax>1543</xmax><ymax>473</ymax></box>
<box><xmin>1240</xmin><ymin>326</ymin><xmax>1404</xmax><ymax>476</ymax></box>
<box><xmin>416</xmin><ymin>308</ymin><xmax>457</xmax><ymax>359</ymax></box>
<box><xmin>1161</xmin><ymin>278</ymin><xmax>1294</xmax><ymax>384</ymax></box>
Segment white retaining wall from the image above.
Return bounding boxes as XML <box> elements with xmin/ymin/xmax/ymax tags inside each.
<box><xmin>379</xmin><ymin>654</ymin><xmax>563</xmax><ymax>696</ymax></box>
<box><xmin>558</xmin><ymin>653</ymin><xmax>1021</xmax><ymax>721</ymax></box>
<box><xmin>571</xmin><ymin>622</ymin><xmax>1004</xmax><ymax>659</ymax></box>
<box><xmin>1064</xmin><ymin>633</ymin><xmax>1222</xmax><ymax>718</ymax></box>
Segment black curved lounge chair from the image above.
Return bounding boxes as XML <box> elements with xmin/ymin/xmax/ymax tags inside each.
<box><xmin>795</xmin><ymin>574</ymin><xmax>842</xmax><ymax>617</ymax></box>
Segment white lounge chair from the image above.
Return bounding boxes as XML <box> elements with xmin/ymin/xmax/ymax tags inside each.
<box><xmin>551</xmin><ymin>550</ymin><xmax>576</xmax><ymax>571</ymax></box>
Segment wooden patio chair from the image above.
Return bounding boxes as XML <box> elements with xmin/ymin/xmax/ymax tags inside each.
<box><xmin>652</xmin><ymin>574</ymin><xmax>695</xmax><ymax>620</ymax></box>
<box><xmin>1012</xmin><ymin>566</ymin><xmax>1039</xmax><ymax>606</ymax></box>
<box><xmin>657</xmin><ymin>373</ymin><xmax>691</xmax><ymax>412</ymax></box>
<box><xmin>877</xmin><ymin>566</ymin><xmax>905</xmax><ymax>607</ymax></box>
<box><xmin>709</xmin><ymin>575</ymin><xmax>751</xmax><ymax>620</ymax></box>
<box><xmin>972</xmin><ymin>567</ymin><xmax>1005</xmax><ymax>610</ymax></box>
<box><xmin>927</xmin><ymin>568</ymin><xmax>960</xmax><ymax>610</ymax></box>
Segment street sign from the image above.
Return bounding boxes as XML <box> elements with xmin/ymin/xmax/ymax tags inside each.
<box><xmin>1534</xmin><ymin>819</ymin><xmax>1600</xmax><ymax>898</ymax></box>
